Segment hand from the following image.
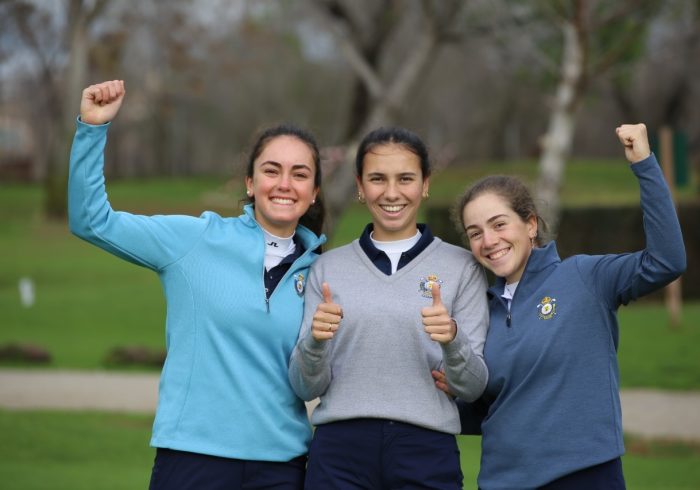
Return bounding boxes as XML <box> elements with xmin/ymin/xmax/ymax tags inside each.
<box><xmin>432</xmin><ymin>369</ymin><xmax>453</xmax><ymax>396</ymax></box>
<box><xmin>311</xmin><ymin>282</ymin><xmax>343</xmax><ymax>341</ymax></box>
<box><xmin>421</xmin><ymin>283</ymin><xmax>456</xmax><ymax>344</ymax></box>
<box><xmin>616</xmin><ymin>123</ymin><xmax>651</xmax><ymax>164</ymax></box>
<box><xmin>80</xmin><ymin>80</ymin><xmax>126</xmax><ymax>125</ymax></box>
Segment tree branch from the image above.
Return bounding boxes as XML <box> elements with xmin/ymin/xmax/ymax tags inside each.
<box><xmin>312</xmin><ymin>0</ymin><xmax>386</xmax><ymax>99</ymax></box>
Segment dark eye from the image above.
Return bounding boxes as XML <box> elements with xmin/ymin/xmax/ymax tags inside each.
<box><xmin>468</xmin><ymin>230</ymin><xmax>482</xmax><ymax>240</ymax></box>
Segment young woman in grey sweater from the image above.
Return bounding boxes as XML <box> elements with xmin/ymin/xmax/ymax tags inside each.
<box><xmin>289</xmin><ymin>127</ymin><xmax>489</xmax><ymax>489</ymax></box>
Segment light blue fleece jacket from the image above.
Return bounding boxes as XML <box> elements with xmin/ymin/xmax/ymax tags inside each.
<box><xmin>473</xmin><ymin>155</ymin><xmax>686</xmax><ymax>489</ymax></box>
<box><xmin>68</xmin><ymin>120</ymin><xmax>325</xmax><ymax>461</ymax></box>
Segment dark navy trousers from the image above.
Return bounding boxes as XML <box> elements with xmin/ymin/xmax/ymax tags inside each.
<box><xmin>477</xmin><ymin>457</ymin><xmax>626</xmax><ymax>490</ymax></box>
<box><xmin>304</xmin><ymin>418</ymin><xmax>463</xmax><ymax>489</ymax></box>
<box><xmin>537</xmin><ymin>457</ymin><xmax>625</xmax><ymax>490</ymax></box>
<box><xmin>149</xmin><ymin>448</ymin><xmax>306</xmax><ymax>490</ymax></box>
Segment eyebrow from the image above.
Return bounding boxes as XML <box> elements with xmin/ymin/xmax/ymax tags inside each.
<box><xmin>465</xmin><ymin>214</ymin><xmax>509</xmax><ymax>230</ymax></box>
<box><xmin>259</xmin><ymin>161</ymin><xmax>313</xmax><ymax>172</ymax></box>
<box><xmin>365</xmin><ymin>171</ymin><xmax>418</xmax><ymax>178</ymax></box>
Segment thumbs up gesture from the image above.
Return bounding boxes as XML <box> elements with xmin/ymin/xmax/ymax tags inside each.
<box><xmin>311</xmin><ymin>282</ymin><xmax>344</xmax><ymax>341</ymax></box>
<box><xmin>421</xmin><ymin>283</ymin><xmax>457</xmax><ymax>344</ymax></box>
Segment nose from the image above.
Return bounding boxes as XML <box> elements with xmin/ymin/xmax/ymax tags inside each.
<box><xmin>384</xmin><ymin>180</ymin><xmax>399</xmax><ymax>200</ymax></box>
<box><xmin>277</xmin><ymin>171</ymin><xmax>291</xmax><ymax>190</ymax></box>
<box><xmin>482</xmin><ymin>228</ymin><xmax>499</xmax><ymax>247</ymax></box>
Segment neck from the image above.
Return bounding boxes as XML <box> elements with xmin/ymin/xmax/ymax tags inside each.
<box><xmin>255</xmin><ymin>215</ymin><xmax>297</xmax><ymax>238</ymax></box>
<box><xmin>370</xmin><ymin>225</ymin><xmax>418</xmax><ymax>242</ymax></box>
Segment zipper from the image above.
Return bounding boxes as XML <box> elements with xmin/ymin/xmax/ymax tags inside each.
<box><xmin>263</xmin><ymin>241</ymin><xmax>317</xmax><ymax>315</ymax></box>
<box><xmin>493</xmin><ymin>294</ymin><xmax>511</xmax><ymax>328</ymax></box>
<box><xmin>504</xmin><ymin>284</ymin><xmax>518</xmax><ymax>328</ymax></box>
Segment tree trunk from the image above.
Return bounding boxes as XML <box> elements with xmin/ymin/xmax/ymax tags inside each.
<box><xmin>320</xmin><ymin>5</ymin><xmax>453</xmax><ymax>237</ymax></box>
<box><xmin>536</xmin><ymin>21</ymin><xmax>584</xmax><ymax>236</ymax></box>
<box><xmin>323</xmin><ymin>29</ymin><xmax>438</xmax><ymax>235</ymax></box>
<box><xmin>43</xmin><ymin>0</ymin><xmax>108</xmax><ymax>219</ymax></box>
<box><xmin>44</xmin><ymin>0</ymin><xmax>90</xmax><ymax>219</ymax></box>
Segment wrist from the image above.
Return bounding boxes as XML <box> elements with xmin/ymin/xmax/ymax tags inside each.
<box><xmin>449</xmin><ymin>318</ymin><xmax>458</xmax><ymax>342</ymax></box>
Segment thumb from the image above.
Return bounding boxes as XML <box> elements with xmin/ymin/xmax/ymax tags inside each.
<box><xmin>431</xmin><ymin>282</ymin><xmax>442</xmax><ymax>307</ymax></box>
<box><xmin>322</xmin><ymin>282</ymin><xmax>333</xmax><ymax>304</ymax></box>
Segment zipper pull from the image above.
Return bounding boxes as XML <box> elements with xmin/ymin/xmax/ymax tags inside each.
<box><xmin>265</xmin><ymin>287</ymin><xmax>270</xmax><ymax>314</ymax></box>
<box><xmin>506</xmin><ymin>311</ymin><xmax>512</xmax><ymax>327</ymax></box>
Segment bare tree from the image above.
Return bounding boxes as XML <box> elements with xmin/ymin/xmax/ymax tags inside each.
<box><xmin>612</xmin><ymin>0</ymin><xmax>700</xmax><ymax>144</ymax></box>
<box><xmin>6</xmin><ymin>0</ymin><xmax>111</xmax><ymax>218</ymax></box>
<box><xmin>531</xmin><ymin>0</ymin><xmax>659</xmax><ymax>232</ymax></box>
<box><xmin>309</xmin><ymin>0</ymin><xmax>466</xmax><ymax>235</ymax></box>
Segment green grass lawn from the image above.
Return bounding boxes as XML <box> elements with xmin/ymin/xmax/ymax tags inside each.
<box><xmin>1</xmin><ymin>170</ymin><xmax>699</xmax><ymax>487</ymax></box>
<box><xmin>0</xmin><ymin>178</ymin><xmax>231</xmax><ymax>369</ymax></box>
<box><xmin>1</xmin><ymin>169</ymin><xmax>699</xmax><ymax>385</ymax></box>
<box><xmin>618</xmin><ymin>303</ymin><xmax>700</xmax><ymax>389</ymax></box>
<box><xmin>0</xmin><ymin>410</ymin><xmax>155</xmax><ymax>490</ymax></box>
<box><xmin>1</xmin><ymin>410</ymin><xmax>699</xmax><ymax>490</ymax></box>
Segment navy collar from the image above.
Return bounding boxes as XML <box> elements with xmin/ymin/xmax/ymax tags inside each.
<box><xmin>264</xmin><ymin>235</ymin><xmax>305</xmax><ymax>299</ymax></box>
<box><xmin>358</xmin><ymin>223</ymin><xmax>434</xmax><ymax>275</ymax></box>
<box><xmin>277</xmin><ymin>234</ymin><xmax>305</xmax><ymax>267</ymax></box>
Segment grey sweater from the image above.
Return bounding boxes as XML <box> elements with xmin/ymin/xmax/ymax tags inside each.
<box><xmin>289</xmin><ymin>238</ymin><xmax>489</xmax><ymax>434</ymax></box>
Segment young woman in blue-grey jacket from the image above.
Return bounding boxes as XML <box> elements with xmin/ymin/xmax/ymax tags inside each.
<box><xmin>68</xmin><ymin>80</ymin><xmax>326</xmax><ymax>490</ymax></box>
<box><xmin>440</xmin><ymin>123</ymin><xmax>686</xmax><ymax>489</ymax></box>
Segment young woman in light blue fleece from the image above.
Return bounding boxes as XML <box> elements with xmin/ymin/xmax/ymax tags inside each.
<box><xmin>448</xmin><ymin>123</ymin><xmax>686</xmax><ymax>489</ymax></box>
<box><xmin>289</xmin><ymin>127</ymin><xmax>489</xmax><ymax>489</ymax></box>
<box><xmin>68</xmin><ymin>80</ymin><xmax>326</xmax><ymax>489</ymax></box>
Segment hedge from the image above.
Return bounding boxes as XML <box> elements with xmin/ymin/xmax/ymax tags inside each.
<box><xmin>427</xmin><ymin>202</ymin><xmax>700</xmax><ymax>299</ymax></box>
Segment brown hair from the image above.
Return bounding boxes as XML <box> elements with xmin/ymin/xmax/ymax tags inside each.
<box><xmin>244</xmin><ymin>124</ymin><xmax>325</xmax><ymax>237</ymax></box>
<box><xmin>455</xmin><ymin>175</ymin><xmax>548</xmax><ymax>246</ymax></box>
<box><xmin>355</xmin><ymin>126</ymin><xmax>430</xmax><ymax>179</ymax></box>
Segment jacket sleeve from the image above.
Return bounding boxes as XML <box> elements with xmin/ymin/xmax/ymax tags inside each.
<box><xmin>441</xmin><ymin>257</ymin><xmax>490</xmax><ymax>402</ymax></box>
<box><xmin>68</xmin><ymin>119</ymin><xmax>207</xmax><ymax>271</ymax></box>
<box><xmin>575</xmin><ymin>154</ymin><xmax>687</xmax><ymax>307</ymax></box>
<box><xmin>288</xmin><ymin>261</ymin><xmax>333</xmax><ymax>401</ymax></box>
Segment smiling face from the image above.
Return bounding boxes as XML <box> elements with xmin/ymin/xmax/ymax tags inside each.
<box><xmin>245</xmin><ymin>135</ymin><xmax>318</xmax><ymax>237</ymax></box>
<box><xmin>357</xmin><ymin>143</ymin><xmax>429</xmax><ymax>241</ymax></box>
<box><xmin>462</xmin><ymin>192</ymin><xmax>537</xmax><ymax>284</ymax></box>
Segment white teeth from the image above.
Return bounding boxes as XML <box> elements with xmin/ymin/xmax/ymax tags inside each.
<box><xmin>381</xmin><ymin>205</ymin><xmax>404</xmax><ymax>212</ymax></box>
<box><xmin>271</xmin><ymin>198</ymin><xmax>294</xmax><ymax>205</ymax></box>
<box><xmin>488</xmin><ymin>248</ymin><xmax>509</xmax><ymax>260</ymax></box>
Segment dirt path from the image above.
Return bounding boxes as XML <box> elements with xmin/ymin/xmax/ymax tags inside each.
<box><xmin>2</xmin><ymin>369</ymin><xmax>700</xmax><ymax>442</ymax></box>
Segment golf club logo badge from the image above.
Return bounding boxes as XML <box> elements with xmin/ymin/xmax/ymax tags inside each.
<box><xmin>419</xmin><ymin>274</ymin><xmax>442</xmax><ymax>299</ymax></box>
<box><xmin>537</xmin><ymin>296</ymin><xmax>557</xmax><ymax>320</ymax></box>
<box><xmin>294</xmin><ymin>273</ymin><xmax>305</xmax><ymax>296</ymax></box>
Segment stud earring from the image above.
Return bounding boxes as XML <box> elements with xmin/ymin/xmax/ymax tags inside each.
<box><xmin>246</xmin><ymin>189</ymin><xmax>252</xmax><ymax>197</ymax></box>
<box><xmin>422</xmin><ymin>191</ymin><xmax>429</xmax><ymax>199</ymax></box>
<box><xmin>358</xmin><ymin>192</ymin><xmax>365</xmax><ymax>204</ymax></box>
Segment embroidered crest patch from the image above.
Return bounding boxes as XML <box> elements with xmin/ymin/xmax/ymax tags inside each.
<box><xmin>419</xmin><ymin>274</ymin><xmax>443</xmax><ymax>299</ymax></box>
<box><xmin>294</xmin><ymin>273</ymin><xmax>305</xmax><ymax>296</ymax></box>
<box><xmin>537</xmin><ymin>296</ymin><xmax>557</xmax><ymax>320</ymax></box>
